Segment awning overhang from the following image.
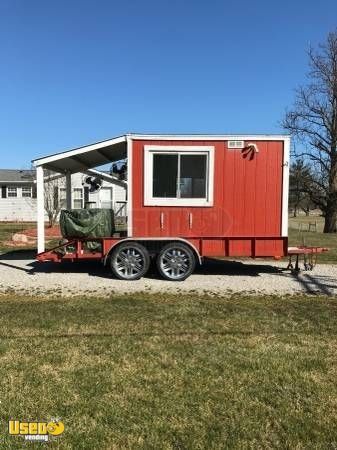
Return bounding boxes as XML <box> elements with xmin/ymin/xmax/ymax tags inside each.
<box><xmin>32</xmin><ymin>135</ymin><xmax>127</xmax><ymax>173</ymax></box>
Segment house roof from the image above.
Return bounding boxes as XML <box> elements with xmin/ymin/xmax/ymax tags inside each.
<box><xmin>32</xmin><ymin>133</ymin><xmax>290</xmax><ymax>174</ymax></box>
<box><xmin>32</xmin><ymin>135</ymin><xmax>127</xmax><ymax>173</ymax></box>
<box><xmin>0</xmin><ymin>169</ymin><xmax>35</xmax><ymax>183</ymax></box>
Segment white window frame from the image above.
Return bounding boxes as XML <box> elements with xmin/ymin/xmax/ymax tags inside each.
<box><xmin>73</xmin><ymin>187</ymin><xmax>83</xmax><ymax>209</ymax></box>
<box><xmin>144</xmin><ymin>145</ymin><xmax>214</xmax><ymax>207</ymax></box>
<box><xmin>22</xmin><ymin>186</ymin><xmax>32</xmax><ymax>198</ymax></box>
<box><xmin>59</xmin><ymin>187</ymin><xmax>67</xmax><ymax>209</ymax></box>
<box><xmin>7</xmin><ymin>186</ymin><xmax>18</xmax><ymax>198</ymax></box>
<box><xmin>99</xmin><ymin>187</ymin><xmax>113</xmax><ymax>209</ymax></box>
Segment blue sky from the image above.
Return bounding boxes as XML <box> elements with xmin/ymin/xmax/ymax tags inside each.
<box><xmin>0</xmin><ymin>0</ymin><xmax>336</xmax><ymax>168</ymax></box>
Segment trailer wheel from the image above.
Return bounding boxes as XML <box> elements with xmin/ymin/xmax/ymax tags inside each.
<box><xmin>110</xmin><ymin>242</ymin><xmax>150</xmax><ymax>280</ymax></box>
<box><xmin>157</xmin><ymin>242</ymin><xmax>196</xmax><ymax>281</ymax></box>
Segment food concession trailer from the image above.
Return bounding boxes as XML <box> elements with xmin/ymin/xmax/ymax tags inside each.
<box><xmin>33</xmin><ymin>134</ymin><xmax>327</xmax><ymax>281</ymax></box>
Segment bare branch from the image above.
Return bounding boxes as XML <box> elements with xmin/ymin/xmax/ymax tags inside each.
<box><xmin>283</xmin><ymin>30</ymin><xmax>337</xmax><ymax>232</ymax></box>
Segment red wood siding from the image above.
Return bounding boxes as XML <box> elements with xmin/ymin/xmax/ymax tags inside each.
<box><xmin>131</xmin><ymin>139</ymin><xmax>285</xmax><ymax>257</ymax></box>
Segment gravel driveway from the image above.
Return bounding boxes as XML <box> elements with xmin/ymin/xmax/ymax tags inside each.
<box><xmin>0</xmin><ymin>251</ymin><xmax>336</xmax><ymax>297</ymax></box>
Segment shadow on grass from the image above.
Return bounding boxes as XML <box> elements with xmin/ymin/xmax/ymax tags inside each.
<box><xmin>0</xmin><ymin>249</ymin><xmax>36</xmax><ymax>260</ymax></box>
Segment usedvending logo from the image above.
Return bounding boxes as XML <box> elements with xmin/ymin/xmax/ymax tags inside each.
<box><xmin>9</xmin><ymin>419</ymin><xmax>64</xmax><ymax>442</ymax></box>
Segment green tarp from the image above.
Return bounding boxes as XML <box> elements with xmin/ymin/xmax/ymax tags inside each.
<box><xmin>60</xmin><ymin>209</ymin><xmax>115</xmax><ymax>239</ymax></box>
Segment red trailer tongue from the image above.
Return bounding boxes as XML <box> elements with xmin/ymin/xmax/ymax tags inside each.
<box><xmin>287</xmin><ymin>246</ymin><xmax>329</xmax><ymax>271</ymax></box>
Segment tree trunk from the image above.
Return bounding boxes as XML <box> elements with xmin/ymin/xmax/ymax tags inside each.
<box><xmin>48</xmin><ymin>212</ymin><xmax>54</xmax><ymax>228</ymax></box>
<box><xmin>324</xmin><ymin>211</ymin><xmax>337</xmax><ymax>232</ymax></box>
<box><xmin>324</xmin><ymin>156</ymin><xmax>337</xmax><ymax>233</ymax></box>
<box><xmin>323</xmin><ymin>195</ymin><xmax>337</xmax><ymax>233</ymax></box>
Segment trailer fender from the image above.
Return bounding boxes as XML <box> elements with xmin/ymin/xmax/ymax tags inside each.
<box><xmin>104</xmin><ymin>237</ymin><xmax>202</xmax><ymax>266</ymax></box>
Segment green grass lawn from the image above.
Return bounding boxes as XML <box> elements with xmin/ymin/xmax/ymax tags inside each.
<box><xmin>0</xmin><ymin>222</ymin><xmax>60</xmax><ymax>252</ymax></box>
<box><xmin>289</xmin><ymin>214</ymin><xmax>325</xmax><ymax>233</ymax></box>
<box><xmin>0</xmin><ymin>293</ymin><xmax>337</xmax><ymax>449</ymax></box>
<box><xmin>0</xmin><ymin>222</ymin><xmax>33</xmax><ymax>251</ymax></box>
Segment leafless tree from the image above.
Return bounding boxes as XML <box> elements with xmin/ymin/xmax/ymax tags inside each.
<box><xmin>44</xmin><ymin>170</ymin><xmax>65</xmax><ymax>227</ymax></box>
<box><xmin>289</xmin><ymin>159</ymin><xmax>315</xmax><ymax>217</ymax></box>
<box><xmin>283</xmin><ymin>30</ymin><xmax>337</xmax><ymax>232</ymax></box>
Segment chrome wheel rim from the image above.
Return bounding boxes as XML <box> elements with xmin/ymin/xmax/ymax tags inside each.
<box><xmin>114</xmin><ymin>247</ymin><xmax>145</xmax><ymax>279</ymax></box>
<box><xmin>160</xmin><ymin>248</ymin><xmax>191</xmax><ymax>280</ymax></box>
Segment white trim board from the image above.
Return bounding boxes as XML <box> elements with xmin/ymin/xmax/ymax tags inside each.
<box><xmin>126</xmin><ymin>136</ymin><xmax>133</xmax><ymax>237</ymax></box>
<box><xmin>129</xmin><ymin>133</ymin><xmax>290</xmax><ymax>141</ymax></box>
<box><xmin>281</xmin><ymin>137</ymin><xmax>290</xmax><ymax>237</ymax></box>
<box><xmin>36</xmin><ymin>166</ymin><xmax>45</xmax><ymax>254</ymax></box>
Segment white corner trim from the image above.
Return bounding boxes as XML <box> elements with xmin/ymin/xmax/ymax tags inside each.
<box><xmin>36</xmin><ymin>166</ymin><xmax>45</xmax><ymax>254</ymax></box>
<box><xmin>281</xmin><ymin>137</ymin><xmax>290</xmax><ymax>237</ymax></box>
<box><xmin>66</xmin><ymin>171</ymin><xmax>72</xmax><ymax>210</ymax></box>
<box><xmin>143</xmin><ymin>145</ymin><xmax>214</xmax><ymax>207</ymax></box>
<box><xmin>126</xmin><ymin>136</ymin><xmax>133</xmax><ymax>237</ymax></box>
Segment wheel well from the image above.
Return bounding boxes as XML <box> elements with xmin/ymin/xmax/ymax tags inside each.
<box><xmin>104</xmin><ymin>238</ymin><xmax>202</xmax><ymax>266</ymax></box>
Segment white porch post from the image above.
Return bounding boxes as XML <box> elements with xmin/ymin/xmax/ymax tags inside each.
<box><xmin>36</xmin><ymin>165</ymin><xmax>45</xmax><ymax>253</ymax></box>
<box><xmin>66</xmin><ymin>171</ymin><xmax>72</xmax><ymax>209</ymax></box>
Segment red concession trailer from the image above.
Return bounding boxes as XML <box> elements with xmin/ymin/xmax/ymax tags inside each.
<box><xmin>34</xmin><ymin>134</ymin><xmax>327</xmax><ymax>280</ymax></box>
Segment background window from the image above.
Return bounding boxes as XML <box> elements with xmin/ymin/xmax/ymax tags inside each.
<box><xmin>7</xmin><ymin>187</ymin><xmax>17</xmax><ymax>198</ymax></box>
<box><xmin>22</xmin><ymin>186</ymin><xmax>32</xmax><ymax>198</ymax></box>
<box><xmin>73</xmin><ymin>188</ymin><xmax>83</xmax><ymax>209</ymax></box>
<box><xmin>100</xmin><ymin>187</ymin><xmax>113</xmax><ymax>209</ymax></box>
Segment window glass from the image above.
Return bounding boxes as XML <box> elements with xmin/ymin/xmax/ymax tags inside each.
<box><xmin>180</xmin><ymin>155</ymin><xmax>207</xmax><ymax>198</ymax></box>
<box><xmin>153</xmin><ymin>154</ymin><xmax>178</xmax><ymax>198</ymax></box>
<box><xmin>22</xmin><ymin>186</ymin><xmax>32</xmax><ymax>198</ymax></box>
<box><xmin>8</xmin><ymin>187</ymin><xmax>17</xmax><ymax>198</ymax></box>
<box><xmin>152</xmin><ymin>153</ymin><xmax>207</xmax><ymax>199</ymax></box>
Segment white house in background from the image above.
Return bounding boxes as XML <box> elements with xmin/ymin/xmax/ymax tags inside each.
<box><xmin>0</xmin><ymin>169</ymin><xmax>126</xmax><ymax>222</ymax></box>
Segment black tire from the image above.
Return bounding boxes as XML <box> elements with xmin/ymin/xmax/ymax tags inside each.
<box><xmin>156</xmin><ymin>242</ymin><xmax>196</xmax><ymax>281</ymax></box>
<box><xmin>110</xmin><ymin>242</ymin><xmax>150</xmax><ymax>280</ymax></box>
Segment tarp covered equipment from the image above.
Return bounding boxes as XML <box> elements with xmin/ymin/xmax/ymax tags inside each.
<box><xmin>60</xmin><ymin>209</ymin><xmax>115</xmax><ymax>238</ymax></box>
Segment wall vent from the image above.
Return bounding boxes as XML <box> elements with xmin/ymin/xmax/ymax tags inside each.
<box><xmin>228</xmin><ymin>140</ymin><xmax>245</xmax><ymax>149</ymax></box>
